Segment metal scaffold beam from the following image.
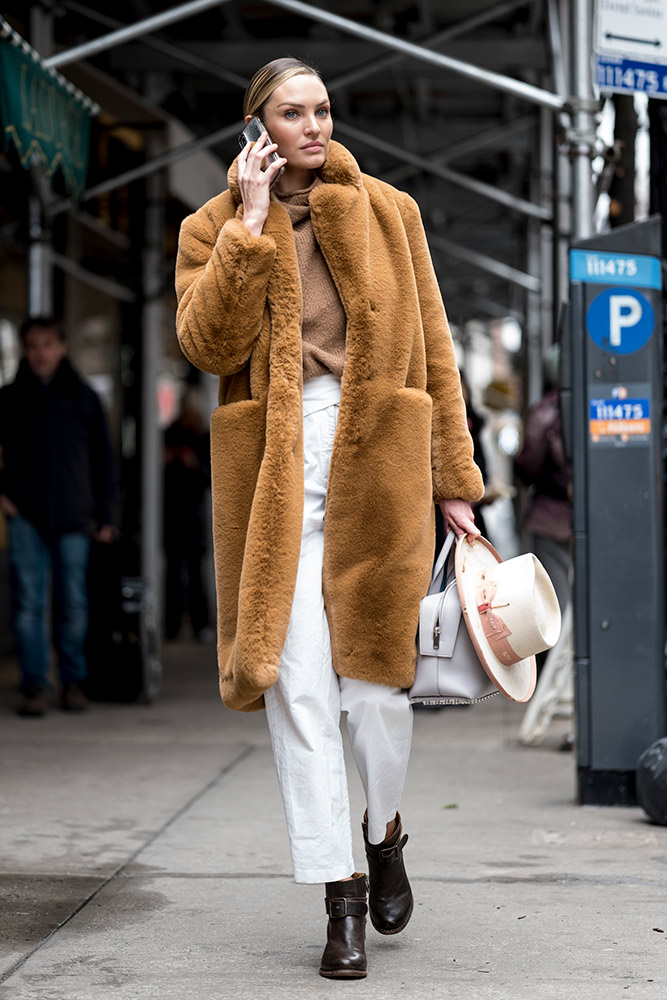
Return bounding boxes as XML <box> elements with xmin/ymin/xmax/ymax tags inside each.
<box><xmin>266</xmin><ymin>0</ymin><xmax>565</xmax><ymax>111</ymax></box>
<box><xmin>429</xmin><ymin>234</ymin><xmax>541</xmax><ymax>292</ymax></box>
<box><xmin>335</xmin><ymin>121</ymin><xmax>551</xmax><ymax>221</ymax></box>
<box><xmin>44</xmin><ymin>0</ymin><xmax>234</xmax><ymax>69</ymax></box>
<box><xmin>47</xmin><ymin>0</ymin><xmax>564</xmax><ymax>113</ymax></box>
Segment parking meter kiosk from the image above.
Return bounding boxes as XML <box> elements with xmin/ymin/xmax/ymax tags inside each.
<box><xmin>568</xmin><ymin>217</ymin><xmax>666</xmax><ymax>805</ymax></box>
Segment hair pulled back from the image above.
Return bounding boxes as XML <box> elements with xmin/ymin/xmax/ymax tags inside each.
<box><xmin>243</xmin><ymin>57</ymin><xmax>323</xmax><ymax>120</ymax></box>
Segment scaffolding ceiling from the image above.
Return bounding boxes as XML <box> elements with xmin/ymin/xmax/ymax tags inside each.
<box><xmin>4</xmin><ymin>0</ymin><xmax>561</xmax><ymax>324</ymax></box>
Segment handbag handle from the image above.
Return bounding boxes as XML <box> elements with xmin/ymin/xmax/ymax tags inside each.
<box><xmin>432</xmin><ymin>568</ymin><xmax>461</xmax><ymax>651</ymax></box>
<box><xmin>430</xmin><ymin>532</ymin><xmax>461</xmax><ymax>651</ymax></box>
<box><xmin>431</xmin><ymin>530</ymin><xmax>457</xmax><ymax>594</ymax></box>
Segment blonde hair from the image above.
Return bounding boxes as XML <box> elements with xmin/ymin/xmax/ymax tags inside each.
<box><xmin>243</xmin><ymin>57</ymin><xmax>323</xmax><ymax>120</ymax></box>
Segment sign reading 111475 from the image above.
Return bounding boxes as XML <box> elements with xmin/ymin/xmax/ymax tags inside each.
<box><xmin>595</xmin><ymin>0</ymin><xmax>667</xmax><ymax>98</ymax></box>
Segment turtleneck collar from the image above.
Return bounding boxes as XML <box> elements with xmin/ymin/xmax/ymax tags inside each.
<box><xmin>274</xmin><ymin>176</ymin><xmax>322</xmax><ymax>227</ymax></box>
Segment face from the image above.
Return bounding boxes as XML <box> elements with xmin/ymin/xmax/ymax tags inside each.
<box><xmin>258</xmin><ymin>74</ymin><xmax>332</xmax><ymax>176</ymax></box>
<box><xmin>23</xmin><ymin>328</ymin><xmax>67</xmax><ymax>383</ymax></box>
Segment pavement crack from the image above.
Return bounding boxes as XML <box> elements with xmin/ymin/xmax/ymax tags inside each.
<box><xmin>113</xmin><ymin>870</ymin><xmax>667</xmax><ymax>889</ymax></box>
<box><xmin>0</xmin><ymin>744</ymin><xmax>255</xmax><ymax>984</ymax></box>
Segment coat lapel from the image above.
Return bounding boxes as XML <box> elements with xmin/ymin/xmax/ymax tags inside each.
<box><xmin>310</xmin><ymin>143</ymin><xmax>373</xmax><ymax>385</ymax></box>
<box><xmin>262</xmin><ymin>202</ymin><xmax>304</xmax><ymax>392</ymax></box>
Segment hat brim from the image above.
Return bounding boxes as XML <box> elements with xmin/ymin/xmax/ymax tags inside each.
<box><xmin>455</xmin><ymin>535</ymin><xmax>537</xmax><ymax>703</ymax></box>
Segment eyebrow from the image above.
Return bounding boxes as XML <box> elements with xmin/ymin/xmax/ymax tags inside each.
<box><xmin>275</xmin><ymin>101</ymin><xmax>330</xmax><ymax>108</ymax></box>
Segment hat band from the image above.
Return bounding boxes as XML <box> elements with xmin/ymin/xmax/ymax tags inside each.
<box><xmin>477</xmin><ymin>603</ymin><xmax>521</xmax><ymax>666</ymax></box>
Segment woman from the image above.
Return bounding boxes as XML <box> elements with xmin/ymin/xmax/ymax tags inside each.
<box><xmin>175</xmin><ymin>57</ymin><xmax>483</xmax><ymax>980</ymax></box>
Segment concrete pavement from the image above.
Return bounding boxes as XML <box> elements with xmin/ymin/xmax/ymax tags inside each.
<box><xmin>1</xmin><ymin>641</ymin><xmax>666</xmax><ymax>999</ymax></box>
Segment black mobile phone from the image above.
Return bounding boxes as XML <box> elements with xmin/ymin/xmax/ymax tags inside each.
<box><xmin>237</xmin><ymin>116</ymin><xmax>285</xmax><ymax>184</ymax></box>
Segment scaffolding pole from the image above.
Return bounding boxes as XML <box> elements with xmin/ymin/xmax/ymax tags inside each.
<box><xmin>569</xmin><ymin>0</ymin><xmax>596</xmax><ymax>239</ymax></box>
<box><xmin>140</xmin><ymin>101</ymin><xmax>165</xmax><ymax>700</ymax></box>
<box><xmin>27</xmin><ymin>8</ymin><xmax>55</xmax><ymax>316</ymax></box>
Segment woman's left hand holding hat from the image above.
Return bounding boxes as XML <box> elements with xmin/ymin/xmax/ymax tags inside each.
<box><xmin>439</xmin><ymin>498</ymin><xmax>480</xmax><ymax>541</ymax></box>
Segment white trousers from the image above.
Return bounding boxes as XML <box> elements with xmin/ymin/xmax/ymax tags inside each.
<box><xmin>264</xmin><ymin>374</ymin><xmax>413</xmax><ymax>884</ymax></box>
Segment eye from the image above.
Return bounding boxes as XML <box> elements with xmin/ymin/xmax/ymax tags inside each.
<box><xmin>284</xmin><ymin>110</ymin><xmax>298</xmax><ymax>120</ymax></box>
<box><xmin>316</xmin><ymin>107</ymin><xmax>330</xmax><ymax>118</ymax></box>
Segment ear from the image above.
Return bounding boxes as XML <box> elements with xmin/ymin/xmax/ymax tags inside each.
<box><xmin>244</xmin><ymin>115</ymin><xmax>252</xmax><ymax>125</ymax></box>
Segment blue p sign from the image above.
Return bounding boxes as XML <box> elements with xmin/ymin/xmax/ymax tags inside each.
<box><xmin>586</xmin><ymin>289</ymin><xmax>655</xmax><ymax>355</ymax></box>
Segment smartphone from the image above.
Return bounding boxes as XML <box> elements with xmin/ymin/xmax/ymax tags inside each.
<box><xmin>237</xmin><ymin>116</ymin><xmax>285</xmax><ymax>185</ymax></box>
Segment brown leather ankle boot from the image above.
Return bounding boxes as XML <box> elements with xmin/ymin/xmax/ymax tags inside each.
<box><xmin>319</xmin><ymin>873</ymin><xmax>368</xmax><ymax>979</ymax></box>
<box><xmin>362</xmin><ymin>812</ymin><xmax>414</xmax><ymax>935</ymax></box>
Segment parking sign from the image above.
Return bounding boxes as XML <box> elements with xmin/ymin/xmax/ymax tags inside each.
<box><xmin>595</xmin><ymin>0</ymin><xmax>667</xmax><ymax>97</ymax></box>
<box><xmin>585</xmin><ymin>288</ymin><xmax>655</xmax><ymax>354</ymax></box>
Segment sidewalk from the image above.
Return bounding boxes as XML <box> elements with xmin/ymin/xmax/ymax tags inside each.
<box><xmin>1</xmin><ymin>641</ymin><xmax>665</xmax><ymax>999</ymax></box>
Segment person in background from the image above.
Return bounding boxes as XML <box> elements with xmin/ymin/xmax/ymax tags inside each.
<box><xmin>163</xmin><ymin>390</ymin><xmax>212</xmax><ymax>642</ymax></box>
<box><xmin>0</xmin><ymin>317</ymin><xmax>116</xmax><ymax>717</ymax></box>
<box><xmin>514</xmin><ymin>345</ymin><xmax>571</xmax><ymax>616</ymax></box>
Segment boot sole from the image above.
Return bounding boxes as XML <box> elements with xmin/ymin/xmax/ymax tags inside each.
<box><xmin>370</xmin><ymin>896</ymin><xmax>414</xmax><ymax>935</ymax></box>
<box><xmin>319</xmin><ymin>969</ymin><xmax>367</xmax><ymax>979</ymax></box>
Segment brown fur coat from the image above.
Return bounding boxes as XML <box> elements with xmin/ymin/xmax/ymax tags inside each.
<box><xmin>175</xmin><ymin>140</ymin><xmax>483</xmax><ymax>712</ymax></box>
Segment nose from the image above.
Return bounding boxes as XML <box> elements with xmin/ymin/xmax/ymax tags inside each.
<box><xmin>304</xmin><ymin>114</ymin><xmax>320</xmax><ymax>136</ymax></box>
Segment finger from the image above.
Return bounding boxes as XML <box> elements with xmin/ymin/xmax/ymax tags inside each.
<box><xmin>237</xmin><ymin>142</ymin><xmax>251</xmax><ymax>180</ymax></box>
<box><xmin>446</xmin><ymin>517</ymin><xmax>466</xmax><ymax>538</ymax></box>
<box><xmin>448</xmin><ymin>512</ymin><xmax>479</xmax><ymax>537</ymax></box>
<box><xmin>248</xmin><ymin>132</ymin><xmax>273</xmax><ymax>157</ymax></box>
<box><xmin>265</xmin><ymin>156</ymin><xmax>287</xmax><ymax>180</ymax></box>
<box><xmin>238</xmin><ymin>139</ymin><xmax>252</xmax><ymax>168</ymax></box>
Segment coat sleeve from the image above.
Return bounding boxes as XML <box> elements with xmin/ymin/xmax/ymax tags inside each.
<box><xmin>398</xmin><ymin>193</ymin><xmax>484</xmax><ymax>503</ymax></box>
<box><xmin>175</xmin><ymin>199</ymin><xmax>277</xmax><ymax>375</ymax></box>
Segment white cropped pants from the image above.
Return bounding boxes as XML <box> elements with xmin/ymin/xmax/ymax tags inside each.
<box><xmin>264</xmin><ymin>374</ymin><xmax>413</xmax><ymax>884</ymax></box>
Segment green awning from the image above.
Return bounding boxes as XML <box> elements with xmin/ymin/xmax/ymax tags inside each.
<box><xmin>0</xmin><ymin>20</ymin><xmax>98</xmax><ymax>199</ymax></box>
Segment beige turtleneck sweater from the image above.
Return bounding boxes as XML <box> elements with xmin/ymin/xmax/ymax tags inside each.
<box><xmin>275</xmin><ymin>178</ymin><xmax>347</xmax><ymax>382</ymax></box>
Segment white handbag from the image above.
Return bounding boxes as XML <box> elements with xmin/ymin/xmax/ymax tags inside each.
<box><xmin>408</xmin><ymin>531</ymin><xmax>498</xmax><ymax>706</ymax></box>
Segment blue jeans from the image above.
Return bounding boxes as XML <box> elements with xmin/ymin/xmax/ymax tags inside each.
<box><xmin>8</xmin><ymin>516</ymin><xmax>91</xmax><ymax>692</ymax></box>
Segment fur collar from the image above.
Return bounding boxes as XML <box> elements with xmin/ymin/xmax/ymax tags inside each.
<box><xmin>227</xmin><ymin>139</ymin><xmax>363</xmax><ymax>204</ymax></box>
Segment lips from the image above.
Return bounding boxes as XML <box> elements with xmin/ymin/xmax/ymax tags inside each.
<box><xmin>301</xmin><ymin>142</ymin><xmax>323</xmax><ymax>150</ymax></box>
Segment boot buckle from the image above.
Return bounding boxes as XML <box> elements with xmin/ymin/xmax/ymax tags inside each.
<box><xmin>327</xmin><ymin>897</ymin><xmax>349</xmax><ymax>918</ymax></box>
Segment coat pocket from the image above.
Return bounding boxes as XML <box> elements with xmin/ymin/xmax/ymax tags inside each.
<box><xmin>210</xmin><ymin>398</ymin><xmax>266</xmax><ymax>537</ymax></box>
<box><xmin>209</xmin><ymin>400</ymin><xmax>266</xmax><ymax>638</ymax></box>
<box><xmin>327</xmin><ymin>385</ymin><xmax>433</xmax><ymax>561</ymax></box>
<box><xmin>323</xmin><ymin>385</ymin><xmax>435</xmax><ymax>689</ymax></box>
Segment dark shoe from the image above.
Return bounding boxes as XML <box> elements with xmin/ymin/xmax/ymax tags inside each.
<box><xmin>319</xmin><ymin>873</ymin><xmax>368</xmax><ymax>979</ymax></box>
<box><xmin>17</xmin><ymin>689</ymin><xmax>47</xmax><ymax>717</ymax></box>
<box><xmin>60</xmin><ymin>683</ymin><xmax>88</xmax><ymax>712</ymax></box>
<box><xmin>363</xmin><ymin>812</ymin><xmax>414</xmax><ymax>935</ymax></box>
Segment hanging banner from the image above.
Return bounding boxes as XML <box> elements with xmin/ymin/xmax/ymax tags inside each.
<box><xmin>594</xmin><ymin>0</ymin><xmax>667</xmax><ymax>98</ymax></box>
<box><xmin>0</xmin><ymin>34</ymin><xmax>96</xmax><ymax>197</ymax></box>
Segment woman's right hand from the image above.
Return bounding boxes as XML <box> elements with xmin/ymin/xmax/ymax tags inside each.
<box><xmin>237</xmin><ymin>131</ymin><xmax>286</xmax><ymax>237</ymax></box>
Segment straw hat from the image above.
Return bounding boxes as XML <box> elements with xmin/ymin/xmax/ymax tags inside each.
<box><xmin>454</xmin><ymin>536</ymin><xmax>561</xmax><ymax>703</ymax></box>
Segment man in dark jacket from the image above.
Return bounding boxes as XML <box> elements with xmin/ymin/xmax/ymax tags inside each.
<box><xmin>0</xmin><ymin>317</ymin><xmax>116</xmax><ymax>716</ymax></box>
